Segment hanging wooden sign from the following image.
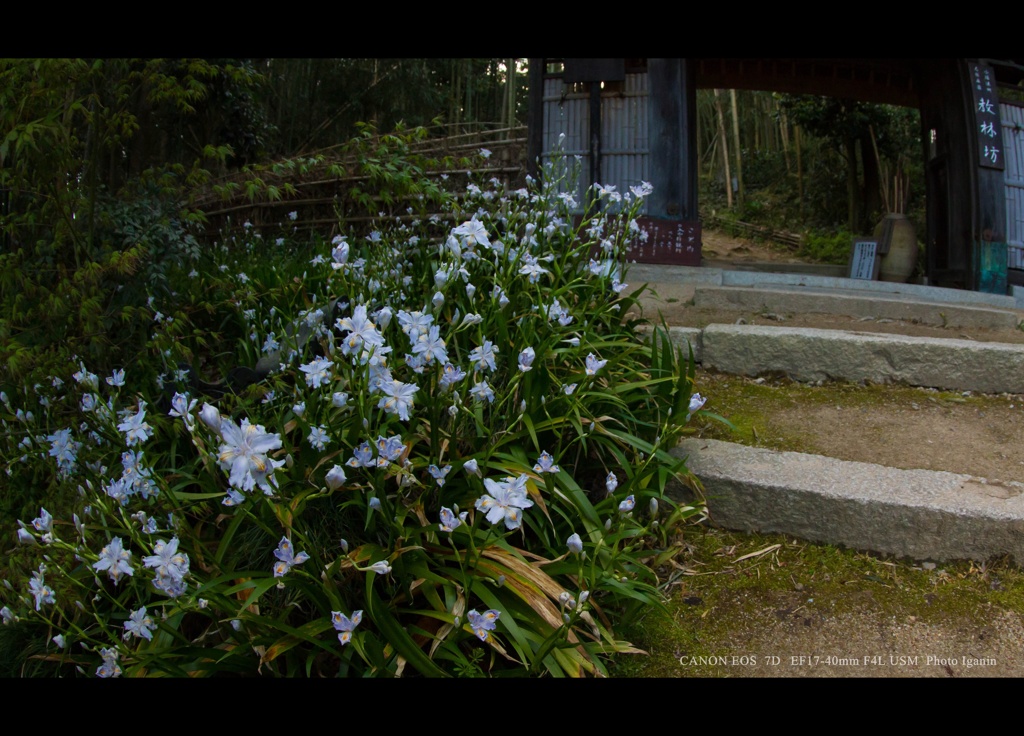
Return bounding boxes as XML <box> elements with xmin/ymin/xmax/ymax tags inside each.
<box><xmin>970</xmin><ymin>62</ymin><xmax>1005</xmax><ymax>171</ymax></box>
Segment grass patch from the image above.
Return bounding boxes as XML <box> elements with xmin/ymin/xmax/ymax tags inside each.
<box><xmin>614</xmin><ymin>525</ymin><xmax>1024</xmax><ymax>678</ymax></box>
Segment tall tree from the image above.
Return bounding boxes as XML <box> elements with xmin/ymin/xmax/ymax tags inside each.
<box><xmin>778</xmin><ymin>94</ymin><xmax>896</xmax><ymax>232</ymax></box>
<box><xmin>713</xmin><ymin>89</ymin><xmax>733</xmax><ymax>209</ymax></box>
<box><xmin>0</xmin><ymin>59</ymin><xmax>263</xmax><ymax>378</ymax></box>
<box><xmin>730</xmin><ymin>89</ymin><xmax>744</xmax><ymax>206</ymax></box>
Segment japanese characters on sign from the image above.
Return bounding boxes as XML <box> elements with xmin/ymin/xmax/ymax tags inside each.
<box><xmin>971</xmin><ymin>62</ymin><xmax>1005</xmax><ymax>170</ymax></box>
<box><xmin>623</xmin><ymin>218</ymin><xmax>702</xmax><ymax>266</ymax></box>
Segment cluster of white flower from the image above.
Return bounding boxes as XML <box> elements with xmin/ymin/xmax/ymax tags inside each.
<box><xmin>1</xmin><ymin>158</ymin><xmax>700</xmax><ymax>673</ymax></box>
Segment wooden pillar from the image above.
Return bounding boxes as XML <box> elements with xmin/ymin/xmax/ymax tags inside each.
<box><xmin>647</xmin><ymin>58</ymin><xmax>698</xmax><ymax>220</ymax></box>
<box><xmin>921</xmin><ymin>59</ymin><xmax>973</xmax><ymax>289</ymax></box>
<box><xmin>967</xmin><ymin>60</ymin><xmax>1008</xmax><ymax>294</ymax></box>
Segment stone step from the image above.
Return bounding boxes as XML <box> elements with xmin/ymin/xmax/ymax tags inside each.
<box><xmin>627</xmin><ymin>262</ymin><xmax>1022</xmax><ymax>310</ymax></box>
<box><xmin>642</xmin><ymin>324</ymin><xmax>1024</xmax><ymax>394</ymax></box>
<box><xmin>671</xmin><ymin>439</ymin><xmax>1024</xmax><ymax>566</ymax></box>
<box><xmin>693</xmin><ymin>284</ymin><xmax>1022</xmax><ymax>331</ymax></box>
<box><xmin>631</xmin><ymin>262</ymin><xmax>1024</xmax><ymax>566</ymax></box>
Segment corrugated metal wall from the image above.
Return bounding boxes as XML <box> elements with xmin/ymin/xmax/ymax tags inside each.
<box><xmin>540</xmin><ymin>74</ymin><xmax>650</xmax><ymax>214</ymax></box>
<box><xmin>599</xmin><ymin>73</ymin><xmax>650</xmax><ymax>213</ymax></box>
<box><xmin>1001</xmin><ymin>101</ymin><xmax>1024</xmax><ymax>270</ymax></box>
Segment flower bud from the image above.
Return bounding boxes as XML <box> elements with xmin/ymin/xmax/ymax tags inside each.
<box><xmin>17</xmin><ymin>528</ymin><xmax>37</xmax><ymax>546</ymax></box>
<box><xmin>325</xmin><ymin>465</ymin><xmax>347</xmax><ymax>491</ymax></box>
<box><xmin>517</xmin><ymin>347</ymin><xmax>535</xmax><ymax>373</ymax></box>
<box><xmin>566</xmin><ymin>533</ymin><xmax>583</xmax><ymax>555</ymax></box>
<box><xmin>649</xmin><ymin>497</ymin><xmax>659</xmax><ymax>517</ymax></box>
<box><xmin>445</xmin><ymin>235</ymin><xmax>462</xmax><ymax>260</ymax></box>
<box><xmin>340</xmin><ymin>538</ymin><xmax>349</xmax><ymax>553</ymax></box>
<box><xmin>198</xmin><ymin>403</ymin><xmax>221</xmax><ymax>430</ymax></box>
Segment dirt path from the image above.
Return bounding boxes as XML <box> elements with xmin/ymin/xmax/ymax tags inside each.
<box><xmin>699</xmin><ymin>228</ymin><xmax>814</xmax><ymax>264</ymax></box>
<box><xmin>626</xmin><ymin>229</ymin><xmax>1024</xmax><ymax>678</ymax></box>
<box><xmin>694</xmin><ymin>372</ymin><xmax>1024</xmax><ymax>483</ymax></box>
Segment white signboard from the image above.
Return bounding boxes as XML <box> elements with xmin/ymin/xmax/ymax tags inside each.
<box><xmin>850</xmin><ymin>239</ymin><xmax>880</xmax><ymax>280</ymax></box>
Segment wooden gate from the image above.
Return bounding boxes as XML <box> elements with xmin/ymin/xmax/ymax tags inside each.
<box><xmin>534</xmin><ymin>61</ymin><xmax>701</xmax><ymax>265</ymax></box>
<box><xmin>540</xmin><ymin>72</ymin><xmax>651</xmax><ymax>214</ymax></box>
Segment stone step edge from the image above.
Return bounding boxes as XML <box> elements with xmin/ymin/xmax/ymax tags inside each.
<box><xmin>626</xmin><ymin>263</ymin><xmax>1019</xmax><ymax>310</ymax></box>
<box><xmin>692</xmin><ymin>284</ymin><xmax>1023</xmax><ymax>331</ymax></box>
<box><xmin>670</xmin><ymin>439</ymin><xmax>1024</xmax><ymax>566</ymax></box>
<box><xmin>635</xmin><ymin>324</ymin><xmax>1024</xmax><ymax>394</ymax></box>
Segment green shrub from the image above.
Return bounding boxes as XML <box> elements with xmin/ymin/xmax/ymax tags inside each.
<box><xmin>798</xmin><ymin>228</ymin><xmax>857</xmax><ymax>265</ymax></box>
